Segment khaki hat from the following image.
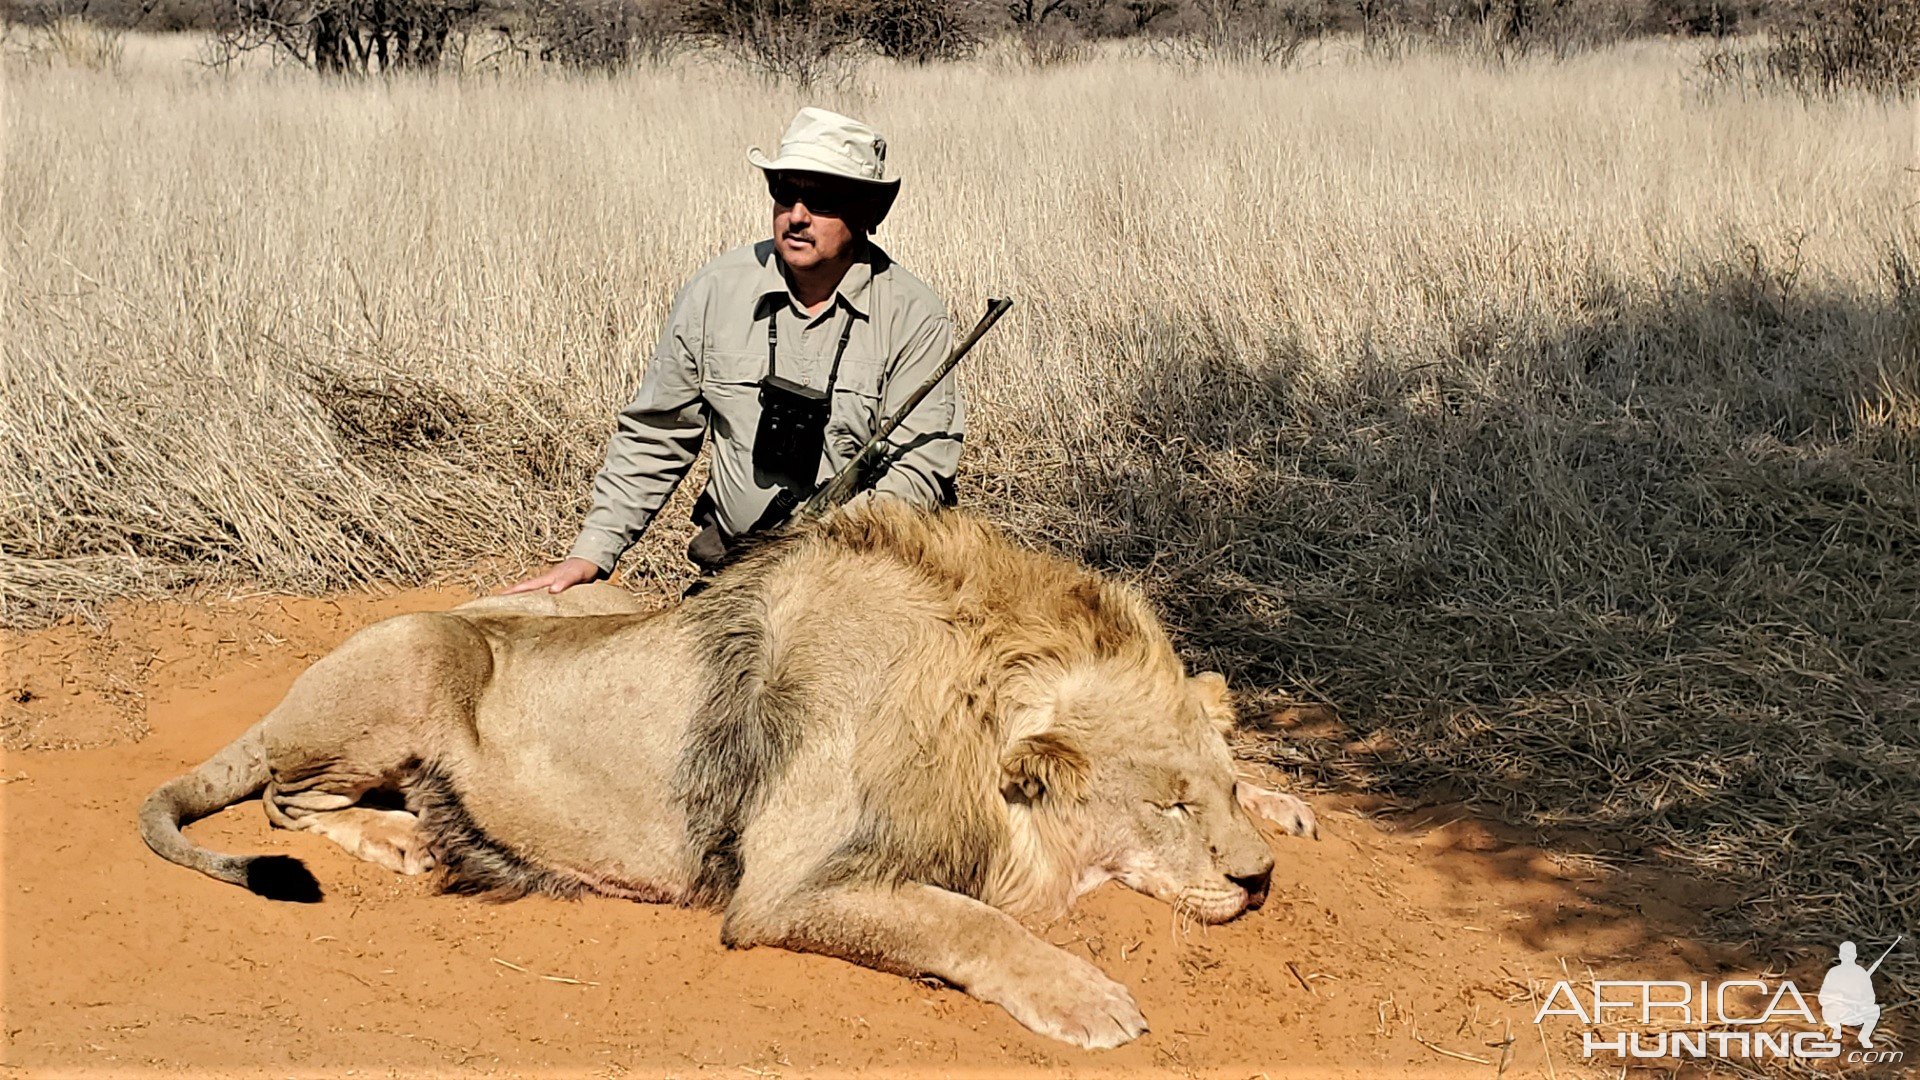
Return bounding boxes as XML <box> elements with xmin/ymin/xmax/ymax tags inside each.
<box><xmin>748</xmin><ymin>107</ymin><xmax>900</xmax><ymax>222</ymax></box>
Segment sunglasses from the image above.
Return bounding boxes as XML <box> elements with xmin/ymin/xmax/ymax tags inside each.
<box><xmin>767</xmin><ymin>175</ymin><xmax>862</xmax><ymax>218</ymax></box>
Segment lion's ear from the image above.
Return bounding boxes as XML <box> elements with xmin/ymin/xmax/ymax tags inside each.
<box><xmin>1192</xmin><ymin>671</ymin><xmax>1236</xmax><ymax>733</ymax></box>
<box><xmin>1001</xmin><ymin>731</ymin><xmax>1091</xmax><ymax>804</ymax></box>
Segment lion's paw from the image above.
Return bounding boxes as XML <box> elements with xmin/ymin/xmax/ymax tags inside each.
<box><xmin>998</xmin><ymin>956</ymin><xmax>1147</xmax><ymax>1049</ymax></box>
<box><xmin>375</xmin><ymin>829</ymin><xmax>438</xmax><ymax>876</ymax></box>
<box><xmin>359</xmin><ymin>811</ymin><xmax>438</xmax><ymax>875</ymax></box>
<box><xmin>309</xmin><ymin>807</ymin><xmax>438</xmax><ymax>875</ymax></box>
<box><xmin>1238</xmin><ymin>783</ymin><xmax>1319</xmax><ymax>840</ymax></box>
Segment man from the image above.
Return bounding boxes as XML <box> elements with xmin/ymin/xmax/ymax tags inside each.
<box><xmin>1818</xmin><ymin>940</ymin><xmax>1882</xmax><ymax>1048</ymax></box>
<box><xmin>506</xmin><ymin>107</ymin><xmax>962</xmax><ymax>595</ymax></box>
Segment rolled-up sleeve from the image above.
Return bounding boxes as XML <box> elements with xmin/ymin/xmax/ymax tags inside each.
<box><xmin>871</xmin><ymin>312</ymin><xmax>963</xmax><ymax>509</ymax></box>
<box><xmin>567</xmin><ymin>284</ymin><xmax>709</xmax><ymax>572</ymax></box>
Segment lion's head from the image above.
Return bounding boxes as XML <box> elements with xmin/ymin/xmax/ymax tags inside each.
<box><xmin>807</xmin><ymin>503</ymin><xmax>1282</xmax><ymax>926</ymax></box>
<box><xmin>1000</xmin><ymin>661</ymin><xmax>1275</xmax><ymax>926</ymax></box>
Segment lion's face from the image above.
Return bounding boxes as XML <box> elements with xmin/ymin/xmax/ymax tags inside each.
<box><xmin>1003</xmin><ymin>668</ymin><xmax>1275</xmax><ymax>925</ymax></box>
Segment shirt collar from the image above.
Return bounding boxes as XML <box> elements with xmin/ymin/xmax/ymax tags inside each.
<box><xmin>756</xmin><ymin>239</ymin><xmax>873</xmax><ymax>320</ymax></box>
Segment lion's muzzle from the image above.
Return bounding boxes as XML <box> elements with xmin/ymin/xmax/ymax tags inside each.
<box><xmin>1229</xmin><ymin>865</ymin><xmax>1271</xmax><ymax>911</ymax></box>
<box><xmin>1176</xmin><ymin>882</ymin><xmax>1254</xmax><ymax>924</ymax></box>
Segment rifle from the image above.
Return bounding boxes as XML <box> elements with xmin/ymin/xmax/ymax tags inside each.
<box><xmin>1866</xmin><ymin>936</ymin><xmax>1903</xmax><ymax>977</ymax></box>
<box><xmin>788</xmin><ymin>296</ymin><xmax>1014</xmax><ymax>521</ymax></box>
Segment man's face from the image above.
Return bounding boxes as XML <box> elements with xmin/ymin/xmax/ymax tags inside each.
<box><xmin>769</xmin><ymin>171</ymin><xmax>870</xmax><ymax>272</ymax></box>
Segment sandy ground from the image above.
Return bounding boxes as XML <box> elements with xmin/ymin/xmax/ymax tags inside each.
<box><xmin>0</xmin><ymin>587</ymin><xmax>1795</xmax><ymax>1078</ymax></box>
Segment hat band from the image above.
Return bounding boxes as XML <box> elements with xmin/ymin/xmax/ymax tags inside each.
<box><xmin>774</xmin><ymin>141</ymin><xmax>884</xmax><ymax>181</ymax></box>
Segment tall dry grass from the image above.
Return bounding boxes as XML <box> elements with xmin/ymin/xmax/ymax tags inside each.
<box><xmin>5</xmin><ymin>39</ymin><xmax>1917</xmax><ymax>1008</ymax></box>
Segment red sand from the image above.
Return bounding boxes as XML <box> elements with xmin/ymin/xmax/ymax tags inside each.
<box><xmin>2</xmin><ymin>588</ymin><xmax>1762</xmax><ymax>1077</ymax></box>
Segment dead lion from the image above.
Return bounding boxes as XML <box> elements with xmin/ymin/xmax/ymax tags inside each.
<box><xmin>139</xmin><ymin>502</ymin><xmax>1317</xmax><ymax>1048</ymax></box>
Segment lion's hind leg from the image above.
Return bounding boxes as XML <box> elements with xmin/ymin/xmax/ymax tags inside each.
<box><xmin>257</xmin><ymin>611</ymin><xmax>486</xmax><ymax>879</ymax></box>
<box><xmin>260</xmin><ymin>717</ymin><xmax>439</xmax><ymax>877</ymax></box>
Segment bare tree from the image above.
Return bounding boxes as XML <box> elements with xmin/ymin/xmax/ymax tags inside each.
<box><xmin>209</xmin><ymin>0</ymin><xmax>483</xmax><ymax>73</ymax></box>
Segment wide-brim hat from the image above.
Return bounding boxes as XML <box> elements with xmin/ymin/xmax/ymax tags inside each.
<box><xmin>748</xmin><ymin>107</ymin><xmax>900</xmax><ymax>225</ymax></box>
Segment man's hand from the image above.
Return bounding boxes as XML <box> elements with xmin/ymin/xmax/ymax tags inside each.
<box><xmin>500</xmin><ymin>557</ymin><xmax>606</xmax><ymax>596</ymax></box>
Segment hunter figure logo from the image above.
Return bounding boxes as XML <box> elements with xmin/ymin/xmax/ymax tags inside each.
<box><xmin>1820</xmin><ymin>938</ymin><xmax>1898</xmax><ymax>1049</ymax></box>
<box><xmin>1532</xmin><ymin>937</ymin><xmax>1904</xmax><ymax>1065</ymax></box>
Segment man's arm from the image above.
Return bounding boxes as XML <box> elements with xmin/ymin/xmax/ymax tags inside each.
<box><xmin>868</xmin><ymin>312</ymin><xmax>963</xmax><ymax>508</ymax></box>
<box><xmin>565</xmin><ymin>287</ymin><xmax>710</xmax><ymax>574</ymax></box>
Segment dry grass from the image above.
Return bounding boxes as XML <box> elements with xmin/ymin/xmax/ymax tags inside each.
<box><xmin>5</xmin><ymin>36</ymin><xmax>1917</xmax><ymax>1016</ymax></box>
<box><xmin>1</xmin><ymin>17</ymin><xmax>129</xmax><ymax>71</ymax></box>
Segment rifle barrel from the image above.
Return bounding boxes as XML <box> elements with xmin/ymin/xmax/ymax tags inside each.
<box><xmin>799</xmin><ymin>296</ymin><xmax>1013</xmax><ymax>517</ymax></box>
<box><xmin>873</xmin><ymin>296</ymin><xmax>1013</xmax><ymax>444</ymax></box>
<box><xmin>1866</xmin><ymin>935</ymin><xmax>1903</xmax><ymax>976</ymax></box>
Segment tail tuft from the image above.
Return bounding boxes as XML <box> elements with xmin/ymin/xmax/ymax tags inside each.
<box><xmin>246</xmin><ymin>855</ymin><xmax>323</xmax><ymax>902</ymax></box>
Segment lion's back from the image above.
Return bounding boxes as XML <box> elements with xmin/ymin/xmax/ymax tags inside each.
<box><xmin>455</xmin><ymin>582</ymin><xmax>653</xmax><ymax>618</ymax></box>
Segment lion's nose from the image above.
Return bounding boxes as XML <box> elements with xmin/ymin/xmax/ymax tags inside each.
<box><xmin>1229</xmin><ymin>864</ymin><xmax>1272</xmax><ymax>910</ymax></box>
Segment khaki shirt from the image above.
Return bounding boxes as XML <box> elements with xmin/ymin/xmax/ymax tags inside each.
<box><xmin>569</xmin><ymin>239</ymin><xmax>963</xmax><ymax>572</ymax></box>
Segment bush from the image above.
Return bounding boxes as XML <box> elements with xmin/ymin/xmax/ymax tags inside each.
<box><xmin>999</xmin><ymin>0</ymin><xmax>1090</xmax><ymax>62</ymax></box>
<box><xmin>11</xmin><ymin>14</ymin><xmax>127</xmax><ymax>66</ymax></box>
<box><xmin>527</xmin><ymin>0</ymin><xmax>680</xmax><ymax>67</ymax></box>
<box><xmin>858</xmin><ymin>0</ymin><xmax>980</xmax><ymax>61</ymax></box>
<box><xmin>1154</xmin><ymin>0</ymin><xmax>1329</xmax><ymax>63</ymax></box>
<box><xmin>680</xmin><ymin>0</ymin><xmax>862</xmax><ymax>83</ymax></box>
<box><xmin>1758</xmin><ymin>0</ymin><xmax>1918</xmax><ymax>95</ymax></box>
<box><xmin>1334</xmin><ymin>0</ymin><xmax>1662</xmax><ymax>61</ymax></box>
<box><xmin>1643</xmin><ymin>0</ymin><xmax>1744</xmax><ymax>35</ymax></box>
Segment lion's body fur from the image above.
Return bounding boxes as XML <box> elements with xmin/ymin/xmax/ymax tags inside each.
<box><xmin>137</xmin><ymin>502</ymin><xmax>1295</xmax><ymax>1048</ymax></box>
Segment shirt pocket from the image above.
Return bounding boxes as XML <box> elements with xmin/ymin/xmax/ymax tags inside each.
<box><xmin>701</xmin><ymin>349</ymin><xmax>765</xmax><ymax>444</ymax></box>
<box><xmin>702</xmin><ymin>348</ymin><xmax>765</xmax><ymax>388</ymax></box>
<box><xmin>828</xmin><ymin>355</ymin><xmax>884</xmax><ymax>458</ymax></box>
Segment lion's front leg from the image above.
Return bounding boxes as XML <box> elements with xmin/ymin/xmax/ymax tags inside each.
<box><xmin>724</xmin><ymin>881</ymin><xmax>1148</xmax><ymax>1049</ymax></box>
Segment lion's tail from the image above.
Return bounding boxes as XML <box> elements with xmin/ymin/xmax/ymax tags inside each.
<box><xmin>137</xmin><ymin>719</ymin><xmax>321</xmax><ymax>902</ymax></box>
